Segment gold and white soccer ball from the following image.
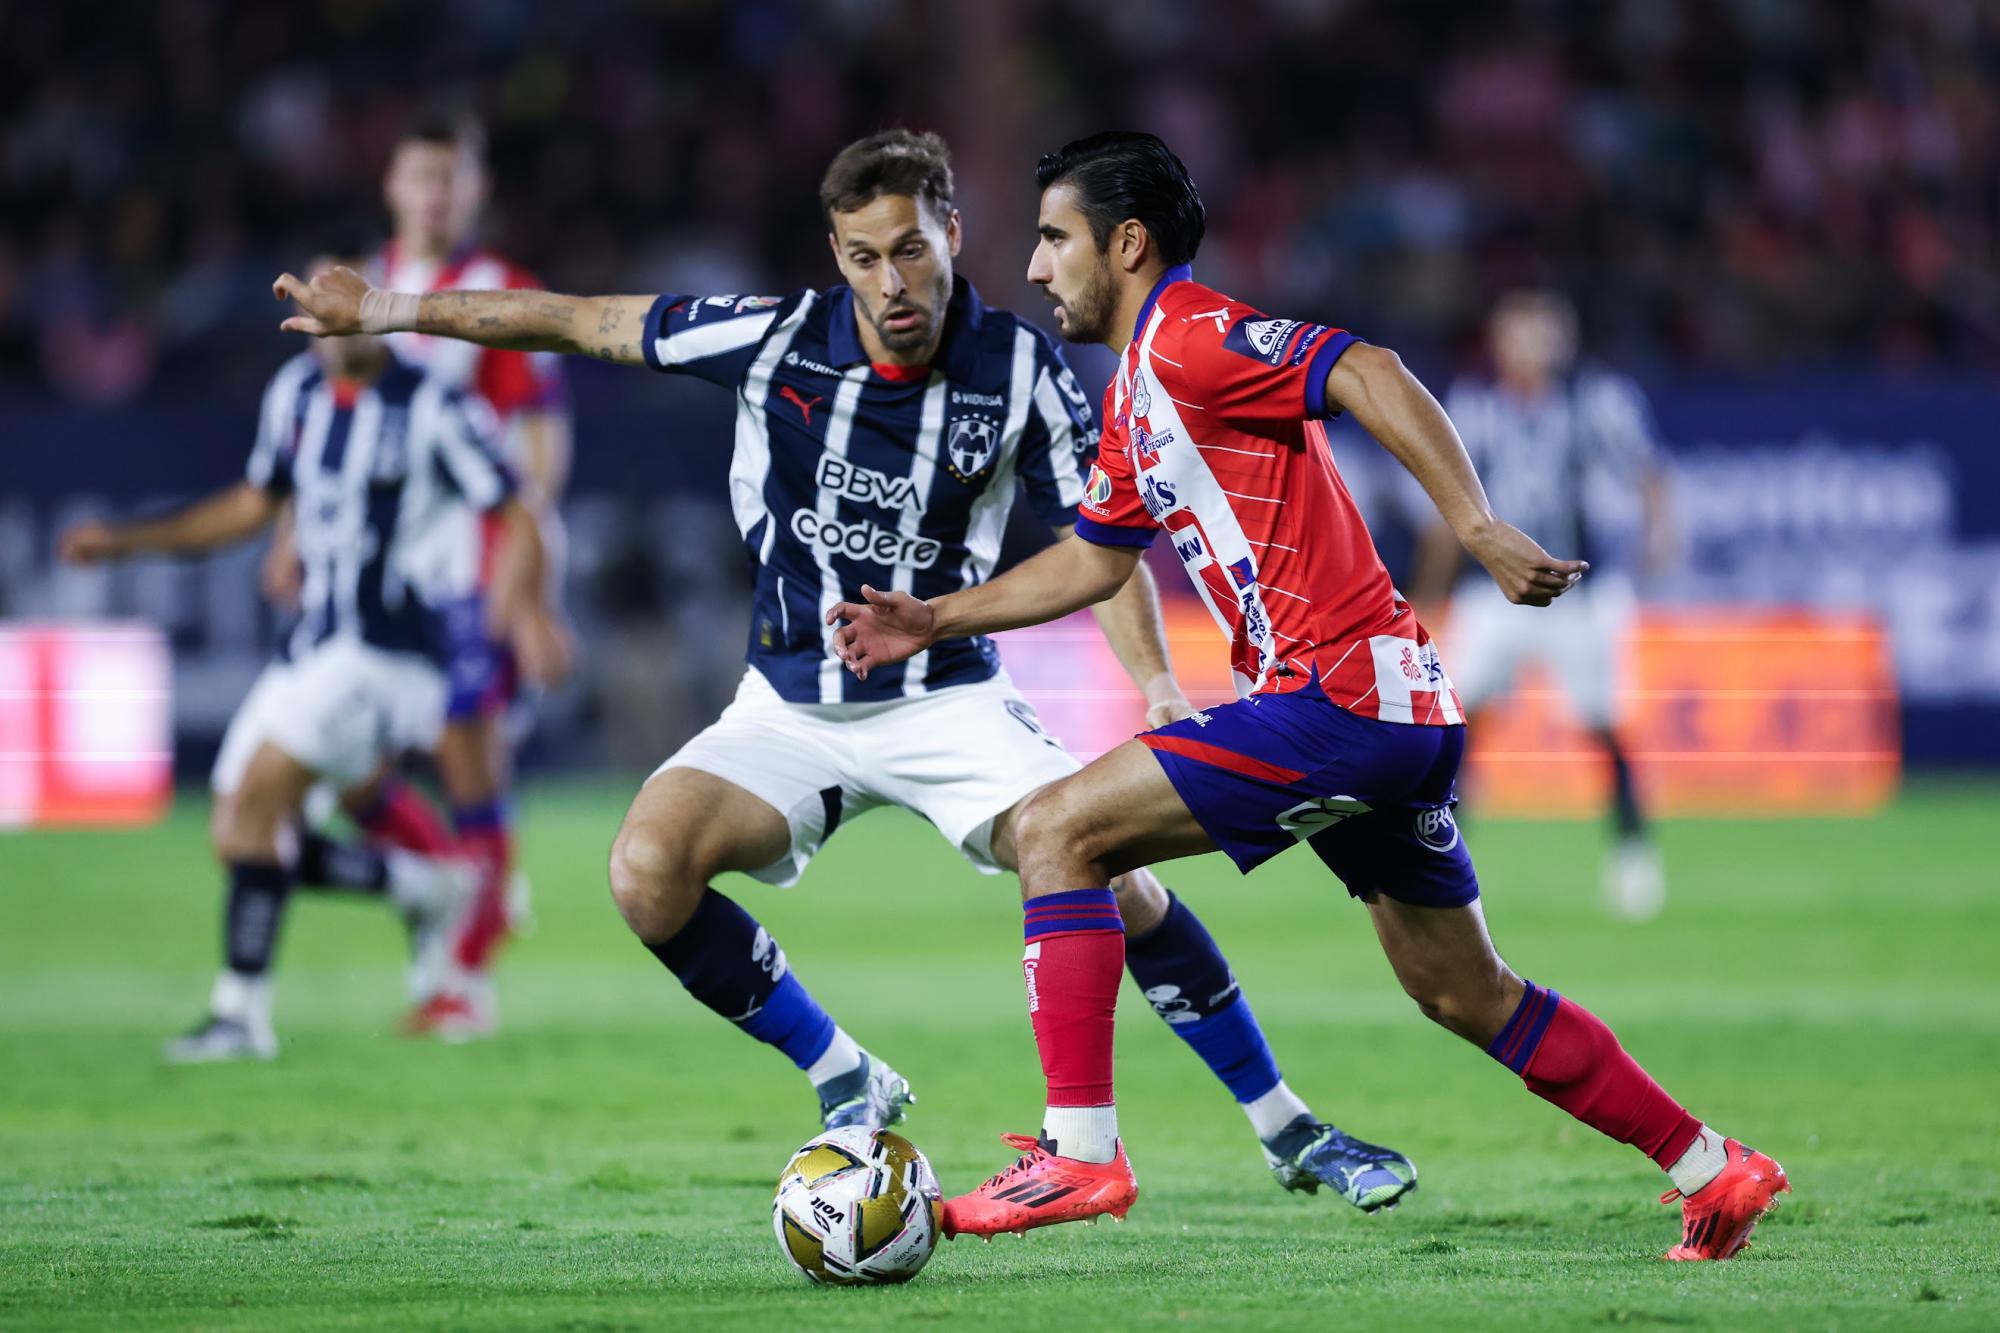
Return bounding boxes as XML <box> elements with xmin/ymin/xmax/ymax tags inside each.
<box><xmin>772</xmin><ymin>1125</ymin><xmax>943</xmax><ymax>1285</ymax></box>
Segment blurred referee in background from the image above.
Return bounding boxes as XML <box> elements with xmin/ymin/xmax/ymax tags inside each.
<box><xmin>1414</xmin><ymin>290</ymin><xmax>1672</xmax><ymax>921</ymax></box>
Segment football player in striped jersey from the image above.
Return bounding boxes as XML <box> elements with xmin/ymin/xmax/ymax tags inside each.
<box><xmin>61</xmin><ymin>242</ymin><xmax>560</xmax><ymax>1062</ymax></box>
<box><xmin>272</xmin><ymin>131</ymin><xmax>1419</xmax><ymax>1212</ymax></box>
<box><xmin>261</xmin><ymin>108</ymin><xmax>575</xmax><ymax>1040</ymax></box>
<box><xmin>831</xmin><ymin>132</ymin><xmax>1786</xmax><ymax>1259</ymax></box>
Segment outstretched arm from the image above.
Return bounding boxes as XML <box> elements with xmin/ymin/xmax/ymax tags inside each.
<box><xmin>828</xmin><ymin>536</ymin><xmax>1142</xmax><ymax>682</ymax></box>
<box><xmin>1061</xmin><ymin>528</ymin><xmax>1191</xmax><ymax>726</ymax></box>
<box><xmin>272</xmin><ymin>265</ymin><xmax>656</xmax><ymax>367</ymax></box>
<box><xmin>1325</xmin><ymin>343</ymin><xmax>1587</xmax><ymax>607</ymax></box>
<box><xmin>59</xmin><ymin>482</ymin><xmax>281</xmax><ymax>564</ymax></box>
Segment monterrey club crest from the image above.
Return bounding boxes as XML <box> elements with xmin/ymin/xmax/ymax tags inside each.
<box><xmin>946</xmin><ymin>415</ymin><xmax>1000</xmax><ymax>481</ymax></box>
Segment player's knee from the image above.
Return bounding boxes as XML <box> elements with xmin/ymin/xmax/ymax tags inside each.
<box><xmin>607</xmin><ymin>821</ymin><xmax>702</xmax><ymax>937</ymax></box>
<box><xmin>1014</xmin><ymin>783</ymin><xmax>1100</xmax><ymax>866</ymax></box>
<box><xmin>212</xmin><ymin>788</ymin><xmax>282</xmax><ymax>863</ymax></box>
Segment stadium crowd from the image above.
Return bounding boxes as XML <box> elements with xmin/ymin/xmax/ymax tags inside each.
<box><xmin>2</xmin><ymin>0</ymin><xmax>1995</xmax><ymax>404</ymax></box>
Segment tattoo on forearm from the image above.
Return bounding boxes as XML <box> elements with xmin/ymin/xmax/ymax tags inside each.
<box><xmin>418</xmin><ymin>290</ymin><xmax>580</xmax><ymax>350</ymax></box>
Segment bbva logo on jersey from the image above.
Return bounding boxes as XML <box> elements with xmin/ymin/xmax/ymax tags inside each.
<box><xmin>945</xmin><ymin>415</ymin><xmax>1000</xmax><ymax>481</ymax></box>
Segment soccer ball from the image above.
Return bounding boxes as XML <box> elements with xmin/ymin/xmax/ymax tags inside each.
<box><xmin>772</xmin><ymin>1125</ymin><xmax>943</xmax><ymax>1285</ymax></box>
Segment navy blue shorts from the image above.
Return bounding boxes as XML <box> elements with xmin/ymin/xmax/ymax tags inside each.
<box><xmin>440</xmin><ymin>594</ymin><xmax>517</xmax><ymax>723</ymax></box>
<box><xmin>1141</xmin><ymin>677</ymin><xmax>1479</xmax><ymax>908</ymax></box>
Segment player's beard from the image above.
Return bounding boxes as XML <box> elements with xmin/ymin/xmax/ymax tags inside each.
<box><xmin>863</xmin><ymin>272</ymin><xmax>949</xmax><ymax>356</ymax></box>
<box><xmin>1053</xmin><ymin>254</ymin><xmax>1117</xmax><ymax>344</ymax></box>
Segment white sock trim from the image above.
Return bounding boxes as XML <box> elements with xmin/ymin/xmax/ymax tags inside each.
<box><xmin>1041</xmin><ymin>1103</ymin><xmax>1119</xmax><ymax>1164</ymax></box>
<box><xmin>806</xmin><ymin>1027</ymin><xmax>863</xmax><ymax>1088</ymax></box>
<box><xmin>1243</xmin><ymin>1079</ymin><xmax>1312</xmax><ymax>1141</ymax></box>
<box><xmin>1666</xmin><ymin>1123</ymin><xmax>1729</xmax><ymax>1196</ymax></box>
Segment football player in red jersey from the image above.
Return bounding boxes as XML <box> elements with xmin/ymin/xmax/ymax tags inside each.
<box><xmin>831</xmin><ymin>132</ymin><xmax>1786</xmax><ymax>1259</ymax></box>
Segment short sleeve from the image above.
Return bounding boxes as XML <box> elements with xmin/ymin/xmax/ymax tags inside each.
<box><xmin>245</xmin><ymin>363</ymin><xmax>303</xmax><ymax>496</ymax></box>
<box><xmin>1169</xmin><ymin>303</ymin><xmax>1360</xmax><ymax>428</ymax></box>
<box><xmin>641</xmin><ymin>293</ymin><xmax>789</xmax><ymax>388</ymax></box>
<box><xmin>422</xmin><ymin>387</ymin><xmax>517</xmax><ymax>512</ymax></box>
<box><xmin>1016</xmin><ymin>339</ymin><xmax>1099</xmax><ymax>527</ymax></box>
<box><xmin>1074</xmin><ymin>420</ymin><xmax>1157</xmax><ymax>549</ymax></box>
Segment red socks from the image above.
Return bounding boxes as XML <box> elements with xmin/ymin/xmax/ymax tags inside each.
<box><xmin>450</xmin><ymin>802</ymin><xmax>513</xmax><ymax>972</ymax></box>
<box><xmin>1023</xmin><ymin>889</ymin><xmax>1124</xmax><ymax>1107</ymax></box>
<box><xmin>1490</xmin><ymin>982</ymin><xmax>1703</xmax><ymax>1166</ymax></box>
<box><xmin>354</xmin><ymin>780</ymin><xmax>455</xmax><ymax>856</ymax></box>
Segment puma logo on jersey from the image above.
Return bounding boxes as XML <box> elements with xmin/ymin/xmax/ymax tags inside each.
<box><xmin>780</xmin><ymin>385</ymin><xmax>824</xmax><ymax>424</ymax></box>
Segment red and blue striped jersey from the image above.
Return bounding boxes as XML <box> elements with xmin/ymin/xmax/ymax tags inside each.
<box><xmin>1076</xmin><ymin>267</ymin><xmax>1462</xmax><ymax>725</ymax></box>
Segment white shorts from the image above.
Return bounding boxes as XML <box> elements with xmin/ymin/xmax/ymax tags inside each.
<box><xmin>1444</xmin><ymin>574</ymin><xmax>1635</xmax><ymax>729</ymax></box>
<box><xmin>212</xmin><ymin>637</ymin><xmax>449</xmax><ymax>795</ymax></box>
<box><xmin>653</xmin><ymin>667</ymin><xmax>1081</xmax><ymax>887</ymax></box>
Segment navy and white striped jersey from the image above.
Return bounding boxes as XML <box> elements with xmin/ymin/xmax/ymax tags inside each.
<box><xmin>1443</xmin><ymin>366</ymin><xmax>1659</xmax><ymax>572</ymax></box>
<box><xmin>641</xmin><ymin>277</ymin><xmax>1096</xmax><ymax>703</ymax></box>
<box><xmin>246</xmin><ymin>352</ymin><xmax>515</xmax><ymax>665</ymax></box>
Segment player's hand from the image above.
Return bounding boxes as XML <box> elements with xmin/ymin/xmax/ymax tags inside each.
<box><xmin>826</xmin><ymin>585</ymin><xmax>935</xmax><ymax>681</ymax></box>
<box><xmin>511</xmin><ymin>608</ymin><xmax>575</xmax><ymax>689</ymax></box>
<box><xmin>1466</xmin><ymin>520</ymin><xmax>1587</xmax><ymax>607</ymax></box>
<box><xmin>57</xmin><ymin>520</ymin><xmax>125</xmax><ymax>565</ymax></box>
<box><xmin>273</xmin><ymin>265</ymin><xmax>369</xmax><ymax>337</ymax></box>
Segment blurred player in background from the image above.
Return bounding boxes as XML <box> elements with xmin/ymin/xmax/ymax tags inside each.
<box><xmin>58</xmin><ymin>243</ymin><xmax>556</xmax><ymax>1061</ymax></box>
<box><xmin>271</xmin><ymin>130</ymin><xmax>1420</xmax><ymax>1212</ymax></box>
<box><xmin>831</xmin><ymin>132</ymin><xmax>1787</xmax><ymax>1260</ymax></box>
<box><xmin>266</xmin><ymin>106</ymin><xmax>576</xmax><ymax>1037</ymax></box>
<box><xmin>1413</xmin><ymin>291</ymin><xmax>1672</xmax><ymax>919</ymax></box>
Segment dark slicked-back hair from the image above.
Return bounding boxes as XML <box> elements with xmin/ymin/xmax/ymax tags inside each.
<box><xmin>1035</xmin><ymin>131</ymin><xmax>1206</xmax><ymax>266</ymax></box>
<box><xmin>399</xmin><ymin>99</ymin><xmax>486</xmax><ymax>162</ymax></box>
<box><xmin>819</xmin><ymin>129</ymin><xmax>955</xmax><ymax>227</ymax></box>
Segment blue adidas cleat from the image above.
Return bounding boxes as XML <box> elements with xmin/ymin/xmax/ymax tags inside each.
<box><xmin>1263</xmin><ymin>1115</ymin><xmax>1418</xmax><ymax>1213</ymax></box>
<box><xmin>816</xmin><ymin>1053</ymin><xmax>915</xmax><ymax>1131</ymax></box>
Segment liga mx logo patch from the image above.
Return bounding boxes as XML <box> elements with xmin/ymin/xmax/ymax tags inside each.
<box><xmin>1085</xmin><ymin>463</ymin><xmax>1114</xmax><ymax>507</ymax></box>
<box><xmin>945</xmin><ymin>415</ymin><xmax>1000</xmax><ymax>481</ymax></box>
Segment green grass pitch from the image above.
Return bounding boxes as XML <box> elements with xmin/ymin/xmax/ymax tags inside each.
<box><xmin>3</xmin><ymin>779</ymin><xmax>1997</xmax><ymax>1329</ymax></box>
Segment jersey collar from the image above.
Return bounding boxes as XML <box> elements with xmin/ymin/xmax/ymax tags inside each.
<box><xmin>1131</xmin><ymin>264</ymin><xmax>1193</xmax><ymax>348</ymax></box>
<box><xmin>827</xmin><ymin>276</ymin><xmax>987</xmax><ymax>382</ymax></box>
